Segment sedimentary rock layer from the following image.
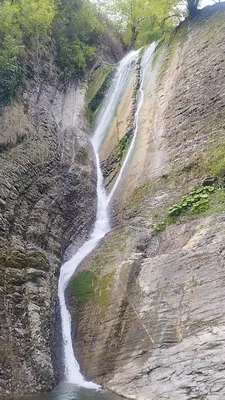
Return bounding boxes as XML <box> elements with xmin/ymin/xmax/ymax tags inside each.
<box><xmin>71</xmin><ymin>4</ymin><xmax>225</xmax><ymax>399</ymax></box>
<box><xmin>0</xmin><ymin>70</ymin><xmax>97</xmax><ymax>396</ymax></box>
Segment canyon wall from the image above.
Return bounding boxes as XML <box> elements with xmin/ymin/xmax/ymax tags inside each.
<box><xmin>0</xmin><ymin>64</ymin><xmax>98</xmax><ymax>396</ymax></box>
<box><xmin>71</xmin><ymin>4</ymin><xmax>225</xmax><ymax>399</ymax></box>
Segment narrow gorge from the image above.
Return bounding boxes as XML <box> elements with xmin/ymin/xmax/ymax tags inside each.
<box><xmin>0</xmin><ymin>2</ymin><xmax>225</xmax><ymax>400</ymax></box>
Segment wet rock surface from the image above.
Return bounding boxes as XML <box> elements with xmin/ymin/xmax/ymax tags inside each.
<box><xmin>0</xmin><ymin>67</ymin><xmax>97</xmax><ymax>396</ymax></box>
<box><xmin>71</xmin><ymin>4</ymin><xmax>225</xmax><ymax>399</ymax></box>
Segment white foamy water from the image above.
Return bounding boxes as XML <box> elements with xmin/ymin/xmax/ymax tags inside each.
<box><xmin>58</xmin><ymin>50</ymin><xmax>138</xmax><ymax>388</ymax></box>
<box><xmin>58</xmin><ymin>151</ymin><xmax>109</xmax><ymax>389</ymax></box>
<box><xmin>107</xmin><ymin>42</ymin><xmax>156</xmax><ymax>205</ymax></box>
<box><xmin>92</xmin><ymin>50</ymin><xmax>139</xmax><ymax>151</ymax></box>
<box><xmin>58</xmin><ymin>43</ymin><xmax>156</xmax><ymax>389</ymax></box>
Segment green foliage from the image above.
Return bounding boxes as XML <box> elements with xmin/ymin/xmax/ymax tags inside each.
<box><xmin>53</xmin><ymin>0</ymin><xmax>103</xmax><ymax>78</ymax></box>
<box><xmin>0</xmin><ymin>59</ymin><xmax>24</xmax><ymax>109</ymax></box>
<box><xmin>0</xmin><ymin>0</ymin><xmax>56</xmax><ymax>64</ymax></box>
<box><xmin>153</xmin><ymin>183</ymin><xmax>225</xmax><ymax>234</ymax></box>
<box><xmin>0</xmin><ymin>0</ymin><xmax>56</xmax><ymax>107</ymax></box>
<box><xmin>167</xmin><ymin>186</ymin><xmax>215</xmax><ymax>218</ymax></box>
<box><xmin>16</xmin><ymin>0</ymin><xmax>56</xmax><ymax>43</ymax></box>
<box><xmin>105</xmin><ymin>0</ymin><xmax>182</xmax><ymax>47</ymax></box>
<box><xmin>0</xmin><ymin>0</ymin><xmax>104</xmax><ymax>106</ymax></box>
<box><xmin>153</xmin><ymin>220</ymin><xmax>166</xmax><ymax>233</ymax></box>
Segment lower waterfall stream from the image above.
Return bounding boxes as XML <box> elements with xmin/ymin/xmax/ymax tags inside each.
<box><xmin>58</xmin><ymin>42</ymin><xmax>156</xmax><ymax>396</ymax></box>
<box><xmin>12</xmin><ymin>43</ymin><xmax>155</xmax><ymax>400</ymax></box>
<box><xmin>58</xmin><ymin>50</ymin><xmax>139</xmax><ymax>389</ymax></box>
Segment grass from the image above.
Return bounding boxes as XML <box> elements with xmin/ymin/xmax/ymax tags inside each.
<box><xmin>205</xmin><ymin>145</ymin><xmax>225</xmax><ymax>181</ymax></box>
<box><xmin>128</xmin><ymin>182</ymin><xmax>155</xmax><ymax>209</ymax></box>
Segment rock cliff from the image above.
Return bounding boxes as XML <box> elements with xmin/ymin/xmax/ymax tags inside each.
<box><xmin>0</xmin><ymin>63</ymin><xmax>97</xmax><ymax>396</ymax></box>
<box><xmin>70</xmin><ymin>4</ymin><xmax>225</xmax><ymax>399</ymax></box>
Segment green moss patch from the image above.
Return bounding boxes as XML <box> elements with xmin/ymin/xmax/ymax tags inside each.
<box><xmin>71</xmin><ymin>269</ymin><xmax>116</xmax><ymax>307</ymax></box>
<box><xmin>118</xmin><ymin>131</ymin><xmax>132</xmax><ymax>161</ymax></box>
<box><xmin>86</xmin><ymin>64</ymin><xmax>114</xmax><ymax>125</ymax></box>
<box><xmin>70</xmin><ymin>270</ymin><xmax>95</xmax><ymax>305</ymax></box>
<box><xmin>205</xmin><ymin>145</ymin><xmax>225</xmax><ymax>182</ymax></box>
<box><xmin>128</xmin><ymin>181</ymin><xmax>156</xmax><ymax>209</ymax></box>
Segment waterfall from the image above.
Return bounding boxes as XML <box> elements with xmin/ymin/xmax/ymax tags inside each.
<box><xmin>92</xmin><ymin>50</ymin><xmax>139</xmax><ymax>151</ymax></box>
<box><xmin>58</xmin><ymin>50</ymin><xmax>138</xmax><ymax>388</ymax></box>
<box><xmin>107</xmin><ymin>42</ymin><xmax>156</xmax><ymax>204</ymax></box>
<box><xmin>58</xmin><ymin>43</ymin><xmax>156</xmax><ymax>389</ymax></box>
<box><xmin>57</xmin><ymin>150</ymin><xmax>109</xmax><ymax>389</ymax></box>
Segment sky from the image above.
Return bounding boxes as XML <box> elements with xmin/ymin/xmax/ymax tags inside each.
<box><xmin>201</xmin><ymin>0</ymin><xmax>216</xmax><ymax>7</ymax></box>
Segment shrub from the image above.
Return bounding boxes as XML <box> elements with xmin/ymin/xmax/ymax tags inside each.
<box><xmin>0</xmin><ymin>59</ymin><xmax>23</xmax><ymax>109</ymax></box>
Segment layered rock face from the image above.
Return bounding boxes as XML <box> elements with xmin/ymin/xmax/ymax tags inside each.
<box><xmin>71</xmin><ymin>4</ymin><xmax>225</xmax><ymax>399</ymax></box>
<box><xmin>0</xmin><ymin>67</ymin><xmax>97</xmax><ymax>396</ymax></box>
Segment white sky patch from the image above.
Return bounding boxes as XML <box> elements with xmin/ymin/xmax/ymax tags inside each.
<box><xmin>200</xmin><ymin>0</ymin><xmax>217</xmax><ymax>7</ymax></box>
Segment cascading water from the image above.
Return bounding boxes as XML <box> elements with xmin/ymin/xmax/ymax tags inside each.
<box><xmin>92</xmin><ymin>50</ymin><xmax>139</xmax><ymax>151</ymax></box>
<box><xmin>58</xmin><ymin>51</ymin><xmax>138</xmax><ymax>388</ymax></box>
<box><xmin>58</xmin><ymin>149</ymin><xmax>109</xmax><ymax>389</ymax></box>
<box><xmin>58</xmin><ymin>43</ymin><xmax>156</xmax><ymax>389</ymax></box>
<box><xmin>107</xmin><ymin>42</ymin><xmax>156</xmax><ymax>204</ymax></box>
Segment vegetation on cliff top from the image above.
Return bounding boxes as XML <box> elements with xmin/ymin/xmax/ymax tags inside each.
<box><xmin>0</xmin><ymin>0</ymin><xmax>119</xmax><ymax>108</ymax></box>
<box><xmin>0</xmin><ymin>0</ymin><xmax>215</xmax><ymax>109</ymax></box>
<box><xmin>99</xmin><ymin>0</ymin><xmax>207</xmax><ymax>48</ymax></box>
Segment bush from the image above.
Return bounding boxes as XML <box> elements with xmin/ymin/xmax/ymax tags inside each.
<box><xmin>0</xmin><ymin>59</ymin><xmax>23</xmax><ymax>109</ymax></box>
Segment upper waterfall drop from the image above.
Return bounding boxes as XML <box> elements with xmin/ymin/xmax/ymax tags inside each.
<box><xmin>92</xmin><ymin>50</ymin><xmax>139</xmax><ymax>152</ymax></box>
<box><xmin>57</xmin><ymin>50</ymin><xmax>138</xmax><ymax>389</ymax></box>
<box><xmin>107</xmin><ymin>42</ymin><xmax>156</xmax><ymax>205</ymax></box>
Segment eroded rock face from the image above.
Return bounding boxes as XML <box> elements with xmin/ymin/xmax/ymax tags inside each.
<box><xmin>0</xmin><ymin>68</ymin><xmax>97</xmax><ymax>396</ymax></box>
<box><xmin>70</xmin><ymin>4</ymin><xmax>225</xmax><ymax>399</ymax></box>
<box><xmin>72</xmin><ymin>216</ymin><xmax>225</xmax><ymax>400</ymax></box>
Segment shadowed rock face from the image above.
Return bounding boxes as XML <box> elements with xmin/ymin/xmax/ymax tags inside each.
<box><xmin>0</xmin><ymin>68</ymin><xmax>97</xmax><ymax>396</ymax></box>
<box><xmin>70</xmin><ymin>4</ymin><xmax>225</xmax><ymax>399</ymax></box>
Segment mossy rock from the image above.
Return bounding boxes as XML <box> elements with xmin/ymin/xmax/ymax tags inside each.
<box><xmin>86</xmin><ymin>64</ymin><xmax>114</xmax><ymax>106</ymax></box>
<box><xmin>71</xmin><ymin>270</ymin><xmax>95</xmax><ymax>305</ymax></box>
<box><xmin>0</xmin><ymin>249</ymin><xmax>50</xmax><ymax>271</ymax></box>
<box><xmin>86</xmin><ymin>64</ymin><xmax>114</xmax><ymax>125</ymax></box>
<box><xmin>71</xmin><ymin>269</ymin><xmax>116</xmax><ymax>308</ymax></box>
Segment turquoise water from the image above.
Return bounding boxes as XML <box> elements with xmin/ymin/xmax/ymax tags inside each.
<box><xmin>9</xmin><ymin>383</ymin><xmax>124</xmax><ymax>400</ymax></box>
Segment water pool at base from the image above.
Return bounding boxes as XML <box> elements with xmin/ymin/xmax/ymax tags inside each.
<box><xmin>9</xmin><ymin>383</ymin><xmax>124</xmax><ymax>400</ymax></box>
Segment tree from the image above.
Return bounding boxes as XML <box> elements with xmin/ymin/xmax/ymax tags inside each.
<box><xmin>103</xmin><ymin>0</ymin><xmax>181</xmax><ymax>48</ymax></box>
<box><xmin>0</xmin><ymin>0</ymin><xmax>56</xmax><ymax>107</ymax></box>
<box><xmin>0</xmin><ymin>0</ymin><xmax>56</xmax><ymax>66</ymax></box>
<box><xmin>187</xmin><ymin>0</ymin><xmax>200</xmax><ymax>17</ymax></box>
<box><xmin>52</xmin><ymin>0</ymin><xmax>103</xmax><ymax>78</ymax></box>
